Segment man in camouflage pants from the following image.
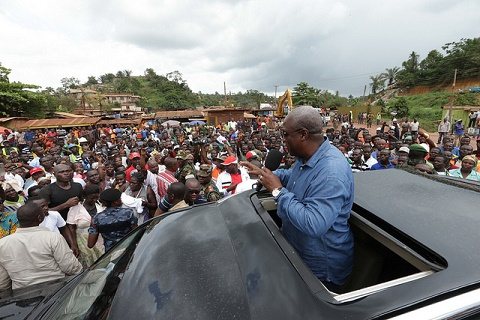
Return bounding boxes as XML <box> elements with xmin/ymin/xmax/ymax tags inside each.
<box><xmin>197</xmin><ymin>164</ymin><xmax>221</xmax><ymax>202</ymax></box>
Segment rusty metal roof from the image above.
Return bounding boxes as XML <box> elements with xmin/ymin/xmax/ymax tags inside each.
<box><xmin>155</xmin><ymin>110</ymin><xmax>204</xmax><ymax>118</ymax></box>
<box><xmin>97</xmin><ymin>118</ymin><xmax>142</xmax><ymax>125</ymax></box>
<box><xmin>21</xmin><ymin>118</ymin><xmax>101</xmax><ymax>129</ymax></box>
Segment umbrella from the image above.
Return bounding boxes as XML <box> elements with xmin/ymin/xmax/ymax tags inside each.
<box><xmin>161</xmin><ymin>120</ymin><xmax>181</xmax><ymax>127</ymax></box>
<box><xmin>189</xmin><ymin>120</ymin><xmax>206</xmax><ymax>125</ymax></box>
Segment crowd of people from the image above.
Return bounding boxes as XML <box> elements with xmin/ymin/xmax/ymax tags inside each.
<box><xmin>0</xmin><ymin>108</ymin><xmax>479</xmax><ymax>292</ymax></box>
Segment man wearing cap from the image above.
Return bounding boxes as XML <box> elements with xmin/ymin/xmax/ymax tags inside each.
<box><xmin>400</xmin><ymin>144</ymin><xmax>432</xmax><ymax>169</ymax></box>
<box><xmin>175</xmin><ymin>150</ymin><xmax>197</xmax><ymax>184</ymax></box>
<box><xmin>245</xmin><ymin>151</ymin><xmax>258</xmax><ymax>162</ymax></box>
<box><xmin>197</xmin><ymin>164</ymin><xmax>221</xmax><ymax>202</ymax></box>
<box><xmin>68</xmin><ymin>143</ymin><xmax>81</xmax><ymax>163</ymax></box>
<box><xmin>88</xmin><ymin>189</ymin><xmax>137</xmax><ymax>252</ymax></box>
<box><xmin>126</xmin><ymin>152</ymin><xmax>141</xmax><ymax>182</ymax></box>
<box><xmin>216</xmin><ymin>156</ymin><xmax>249</xmax><ymax>197</ymax></box>
<box><xmin>24</xmin><ymin>167</ymin><xmax>46</xmax><ymax>193</ymax></box>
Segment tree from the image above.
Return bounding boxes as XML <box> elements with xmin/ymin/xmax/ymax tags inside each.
<box><xmin>60</xmin><ymin>77</ymin><xmax>80</xmax><ymax>91</ymax></box>
<box><xmin>85</xmin><ymin>76</ymin><xmax>98</xmax><ymax>86</ymax></box>
<box><xmin>0</xmin><ymin>63</ymin><xmax>47</xmax><ymax>117</ymax></box>
<box><xmin>382</xmin><ymin>67</ymin><xmax>400</xmax><ymax>86</ymax></box>
<box><xmin>99</xmin><ymin>73</ymin><xmax>115</xmax><ymax>84</ymax></box>
<box><xmin>402</xmin><ymin>51</ymin><xmax>420</xmax><ymax>73</ymax></box>
<box><xmin>389</xmin><ymin>97</ymin><xmax>409</xmax><ymax>118</ymax></box>
<box><xmin>369</xmin><ymin>75</ymin><xmax>385</xmax><ymax>94</ymax></box>
<box><xmin>0</xmin><ymin>63</ymin><xmax>10</xmax><ymax>82</ymax></box>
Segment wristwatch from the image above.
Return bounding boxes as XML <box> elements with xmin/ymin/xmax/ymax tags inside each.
<box><xmin>272</xmin><ymin>187</ymin><xmax>283</xmax><ymax>198</ymax></box>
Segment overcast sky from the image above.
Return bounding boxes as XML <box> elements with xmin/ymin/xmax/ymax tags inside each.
<box><xmin>1</xmin><ymin>0</ymin><xmax>479</xmax><ymax>98</ymax></box>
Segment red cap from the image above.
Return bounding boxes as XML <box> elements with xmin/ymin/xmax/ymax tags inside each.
<box><xmin>129</xmin><ymin>152</ymin><xmax>141</xmax><ymax>159</ymax></box>
<box><xmin>246</xmin><ymin>151</ymin><xmax>257</xmax><ymax>160</ymax></box>
<box><xmin>221</xmin><ymin>156</ymin><xmax>238</xmax><ymax>165</ymax></box>
<box><xmin>29</xmin><ymin>167</ymin><xmax>44</xmax><ymax>175</ymax></box>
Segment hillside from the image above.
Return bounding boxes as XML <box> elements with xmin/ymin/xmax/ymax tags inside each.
<box><xmin>400</xmin><ymin>77</ymin><xmax>480</xmax><ymax>95</ymax></box>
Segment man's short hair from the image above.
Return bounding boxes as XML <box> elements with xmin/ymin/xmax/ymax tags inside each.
<box><xmin>17</xmin><ymin>202</ymin><xmax>42</xmax><ymax>227</ymax></box>
<box><xmin>168</xmin><ymin>182</ymin><xmax>186</xmax><ymax>200</ymax></box>
<box><xmin>287</xmin><ymin>106</ymin><xmax>323</xmax><ymax>134</ymax></box>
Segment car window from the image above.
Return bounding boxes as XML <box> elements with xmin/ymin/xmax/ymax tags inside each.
<box><xmin>46</xmin><ymin>226</ymin><xmax>145</xmax><ymax>319</ymax></box>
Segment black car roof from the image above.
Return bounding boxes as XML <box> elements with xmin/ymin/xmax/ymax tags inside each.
<box><xmin>108</xmin><ymin>170</ymin><xmax>480</xmax><ymax>319</ymax></box>
<box><xmin>354</xmin><ymin>170</ymin><xmax>480</xmax><ymax>304</ymax></box>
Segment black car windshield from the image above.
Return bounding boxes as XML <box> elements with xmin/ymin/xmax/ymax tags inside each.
<box><xmin>45</xmin><ymin>226</ymin><xmax>146</xmax><ymax>319</ymax></box>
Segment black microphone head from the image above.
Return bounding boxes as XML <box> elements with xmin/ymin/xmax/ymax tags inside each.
<box><xmin>264</xmin><ymin>149</ymin><xmax>284</xmax><ymax>171</ymax></box>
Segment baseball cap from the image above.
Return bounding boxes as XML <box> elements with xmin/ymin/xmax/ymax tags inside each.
<box><xmin>399</xmin><ymin>146</ymin><xmax>410</xmax><ymax>153</ymax></box>
<box><xmin>129</xmin><ymin>152</ymin><xmax>141</xmax><ymax>159</ymax></box>
<box><xmin>409</xmin><ymin>144</ymin><xmax>428</xmax><ymax>153</ymax></box>
<box><xmin>246</xmin><ymin>151</ymin><xmax>258</xmax><ymax>160</ymax></box>
<box><xmin>29</xmin><ymin>167</ymin><xmax>44</xmax><ymax>175</ymax></box>
<box><xmin>221</xmin><ymin>156</ymin><xmax>238</xmax><ymax>165</ymax></box>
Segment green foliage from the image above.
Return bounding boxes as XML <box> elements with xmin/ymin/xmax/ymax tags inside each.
<box><xmin>369</xmin><ymin>74</ymin><xmax>385</xmax><ymax>94</ymax></box>
<box><xmin>395</xmin><ymin>37</ymin><xmax>480</xmax><ymax>88</ymax></box>
<box><xmin>60</xmin><ymin>77</ymin><xmax>80</xmax><ymax>91</ymax></box>
<box><xmin>387</xmin><ymin>97</ymin><xmax>409</xmax><ymax>118</ymax></box>
<box><xmin>0</xmin><ymin>63</ymin><xmax>48</xmax><ymax>117</ymax></box>
<box><xmin>292</xmin><ymin>82</ymin><xmax>347</xmax><ymax>108</ymax></box>
<box><xmin>391</xmin><ymin>92</ymin><xmax>451</xmax><ymax>131</ymax></box>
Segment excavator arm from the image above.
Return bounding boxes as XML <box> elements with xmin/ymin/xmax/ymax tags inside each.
<box><xmin>275</xmin><ymin>89</ymin><xmax>293</xmax><ymax>117</ymax></box>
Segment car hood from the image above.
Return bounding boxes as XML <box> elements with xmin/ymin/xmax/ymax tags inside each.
<box><xmin>0</xmin><ymin>276</ymin><xmax>77</xmax><ymax>319</ymax></box>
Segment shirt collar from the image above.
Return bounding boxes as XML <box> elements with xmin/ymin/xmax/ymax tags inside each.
<box><xmin>15</xmin><ymin>226</ymin><xmax>50</xmax><ymax>233</ymax></box>
<box><xmin>298</xmin><ymin>137</ymin><xmax>330</xmax><ymax>169</ymax></box>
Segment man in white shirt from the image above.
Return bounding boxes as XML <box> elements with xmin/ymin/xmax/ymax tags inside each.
<box><xmin>216</xmin><ymin>156</ymin><xmax>249</xmax><ymax>197</ymax></box>
<box><xmin>28</xmin><ymin>196</ymin><xmax>79</xmax><ymax>256</ymax></box>
<box><xmin>0</xmin><ymin>201</ymin><xmax>82</xmax><ymax>291</ymax></box>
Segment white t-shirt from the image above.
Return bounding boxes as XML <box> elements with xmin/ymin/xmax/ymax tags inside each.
<box><xmin>39</xmin><ymin>211</ymin><xmax>66</xmax><ymax>233</ymax></box>
<box><xmin>410</xmin><ymin>122</ymin><xmax>419</xmax><ymax>131</ymax></box>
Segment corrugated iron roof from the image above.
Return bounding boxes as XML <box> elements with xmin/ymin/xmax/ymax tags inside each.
<box><xmin>21</xmin><ymin>118</ymin><xmax>101</xmax><ymax>129</ymax></box>
<box><xmin>155</xmin><ymin>110</ymin><xmax>204</xmax><ymax>118</ymax></box>
<box><xmin>54</xmin><ymin>112</ymin><xmax>88</xmax><ymax>118</ymax></box>
<box><xmin>97</xmin><ymin>118</ymin><xmax>142</xmax><ymax>125</ymax></box>
<box><xmin>0</xmin><ymin>117</ymin><xmax>29</xmax><ymax>122</ymax></box>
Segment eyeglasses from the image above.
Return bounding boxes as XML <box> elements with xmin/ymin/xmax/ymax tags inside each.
<box><xmin>280</xmin><ymin>128</ymin><xmax>303</xmax><ymax>138</ymax></box>
<box><xmin>416</xmin><ymin>168</ymin><xmax>434</xmax><ymax>174</ymax></box>
<box><xmin>187</xmin><ymin>189</ymin><xmax>200</xmax><ymax>194</ymax></box>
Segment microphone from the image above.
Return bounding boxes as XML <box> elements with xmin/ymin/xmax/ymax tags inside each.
<box><xmin>256</xmin><ymin>149</ymin><xmax>284</xmax><ymax>191</ymax></box>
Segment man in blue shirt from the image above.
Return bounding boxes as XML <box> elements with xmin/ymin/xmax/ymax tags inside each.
<box><xmin>371</xmin><ymin>149</ymin><xmax>395</xmax><ymax>170</ymax></box>
<box><xmin>241</xmin><ymin>106</ymin><xmax>354</xmax><ymax>291</ymax></box>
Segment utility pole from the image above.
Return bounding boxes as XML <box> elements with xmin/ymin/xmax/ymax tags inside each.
<box><xmin>362</xmin><ymin>85</ymin><xmax>367</xmax><ymax>104</ymax></box>
<box><xmin>224</xmin><ymin>82</ymin><xmax>227</xmax><ymax>107</ymax></box>
<box><xmin>274</xmin><ymin>85</ymin><xmax>279</xmax><ymax>105</ymax></box>
<box><xmin>448</xmin><ymin>69</ymin><xmax>458</xmax><ymax>126</ymax></box>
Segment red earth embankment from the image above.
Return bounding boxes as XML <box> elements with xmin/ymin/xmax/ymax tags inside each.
<box><xmin>400</xmin><ymin>77</ymin><xmax>480</xmax><ymax>95</ymax></box>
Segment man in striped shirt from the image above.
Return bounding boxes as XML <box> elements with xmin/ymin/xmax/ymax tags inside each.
<box><xmin>157</xmin><ymin>157</ymin><xmax>179</xmax><ymax>199</ymax></box>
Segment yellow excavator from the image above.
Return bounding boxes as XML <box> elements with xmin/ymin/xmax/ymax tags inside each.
<box><xmin>274</xmin><ymin>89</ymin><xmax>293</xmax><ymax>117</ymax></box>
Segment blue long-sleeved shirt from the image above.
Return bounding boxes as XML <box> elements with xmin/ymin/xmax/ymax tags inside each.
<box><xmin>274</xmin><ymin>139</ymin><xmax>354</xmax><ymax>285</ymax></box>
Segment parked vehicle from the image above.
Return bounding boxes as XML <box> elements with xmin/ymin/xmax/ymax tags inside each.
<box><xmin>469</xmin><ymin>87</ymin><xmax>480</xmax><ymax>93</ymax></box>
<box><xmin>1</xmin><ymin>169</ymin><xmax>480</xmax><ymax>319</ymax></box>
